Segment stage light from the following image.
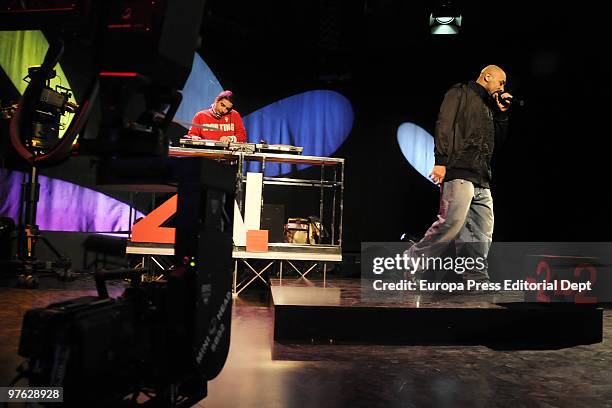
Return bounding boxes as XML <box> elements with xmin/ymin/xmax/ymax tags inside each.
<box><xmin>429</xmin><ymin>1</ymin><xmax>462</xmax><ymax>35</ymax></box>
<box><xmin>429</xmin><ymin>14</ymin><xmax>462</xmax><ymax>34</ymax></box>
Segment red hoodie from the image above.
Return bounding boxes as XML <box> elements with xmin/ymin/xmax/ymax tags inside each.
<box><xmin>187</xmin><ymin>108</ymin><xmax>247</xmax><ymax>142</ymax></box>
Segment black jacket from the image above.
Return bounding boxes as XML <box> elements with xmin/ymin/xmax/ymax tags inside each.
<box><xmin>434</xmin><ymin>81</ymin><xmax>509</xmax><ymax>188</ymax></box>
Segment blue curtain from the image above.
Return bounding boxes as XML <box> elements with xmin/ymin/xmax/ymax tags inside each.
<box><xmin>243</xmin><ymin>90</ymin><xmax>353</xmax><ymax>176</ymax></box>
<box><xmin>397</xmin><ymin>122</ymin><xmax>435</xmax><ymax>184</ymax></box>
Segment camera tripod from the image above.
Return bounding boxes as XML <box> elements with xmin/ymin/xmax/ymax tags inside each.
<box><xmin>12</xmin><ymin>164</ymin><xmax>73</xmax><ymax>287</ymax></box>
<box><xmin>4</xmin><ymin>39</ymin><xmax>92</xmax><ymax>287</ymax></box>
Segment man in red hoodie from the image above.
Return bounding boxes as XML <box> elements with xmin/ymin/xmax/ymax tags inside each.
<box><xmin>187</xmin><ymin>90</ymin><xmax>247</xmax><ymax>142</ymax></box>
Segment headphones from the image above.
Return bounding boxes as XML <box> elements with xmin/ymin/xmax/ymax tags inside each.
<box><xmin>210</xmin><ymin>103</ymin><xmax>221</xmax><ymax>119</ymax></box>
<box><xmin>211</xmin><ymin>101</ymin><xmax>233</xmax><ymax>119</ymax></box>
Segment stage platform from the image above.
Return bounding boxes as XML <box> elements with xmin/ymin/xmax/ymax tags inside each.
<box><xmin>271</xmin><ymin>278</ymin><xmax>603</xmax><ymax>348</ymax></box>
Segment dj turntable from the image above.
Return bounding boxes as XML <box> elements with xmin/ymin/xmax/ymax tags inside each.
<box><xmin>179</xmin><ymin>137</ymin><xmax>303</xmax><ymax>155</ymax></box>
<box><xmin>179</xmin><ymin>138</ymin><xmax>229</xmax><ymax>149</ymax></box>
<box><xmin>255</xmin><ymin>143</ymin><xmax>303</xmax><ymax>154</ymax></box>
<box><xmin>180</xmin><ymin>138</ymin><xmax>257</xmax><ymax>153</ymax></box>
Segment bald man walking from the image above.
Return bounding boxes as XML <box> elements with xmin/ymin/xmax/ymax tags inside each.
<box><xmin>407</xmin><ymin>65</ymin><xmax>512</xmax><ymax>287</ymax></box>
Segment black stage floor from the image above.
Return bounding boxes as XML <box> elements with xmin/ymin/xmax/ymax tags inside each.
<box><xmin>271</xmin><ymin>278</ymin><xmax>603</xmax><ymax>348</ymax></box>
<box><xmin>2</xmin><ymin>274</ymin><xmax>611</xmax><ymax>407</ymax></box>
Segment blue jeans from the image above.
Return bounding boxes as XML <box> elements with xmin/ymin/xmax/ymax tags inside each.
<box><xmin>407</xmin><ymin>179</ymin><xmax>494</xmax><ymax>281</ymax></box>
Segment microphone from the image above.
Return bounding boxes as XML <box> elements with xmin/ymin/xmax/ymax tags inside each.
<box><xmin>496</xmin><ymin>91</ymin><xmax>526</xmax><ymax>108</ymax></box>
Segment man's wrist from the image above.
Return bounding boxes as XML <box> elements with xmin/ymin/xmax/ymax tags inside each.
<box><xmin>434</xmin><ymin>155</ymin><xmax>448</xmax><ymax>166</ymax></box>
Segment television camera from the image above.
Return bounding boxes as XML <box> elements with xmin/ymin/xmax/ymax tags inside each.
<box><xmin>25</xmin><ymin>65</ymin><xmax>78</xmax><ymax>151</ymax></box>
<box><xmin>2</xmin><ymin>1</ymin><xmax>234</xmax><ymax>406</ymax></box>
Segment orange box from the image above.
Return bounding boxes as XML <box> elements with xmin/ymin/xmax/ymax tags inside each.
<box><xmin>246</xmin><ymin>230</ymin><xmax>269</xmax><ymax>252</ymax></box>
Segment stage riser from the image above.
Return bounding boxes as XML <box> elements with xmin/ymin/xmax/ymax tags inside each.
<box><xmin>273</xmin><ymin>305</ymin><xmax>603</xmax><ymax>347</ymax></box>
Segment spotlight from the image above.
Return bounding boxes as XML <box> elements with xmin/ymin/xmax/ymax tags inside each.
<box><xmin>429</xmin><ymin>1</ymin><xmax>462</xmax><ymax>35</ymax></box>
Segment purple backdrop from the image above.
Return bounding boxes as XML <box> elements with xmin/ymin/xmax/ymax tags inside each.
<box><xmin>0</xmin><ymin>169</ymin><xmax>143</xmax><ymax>232</ymax></box>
